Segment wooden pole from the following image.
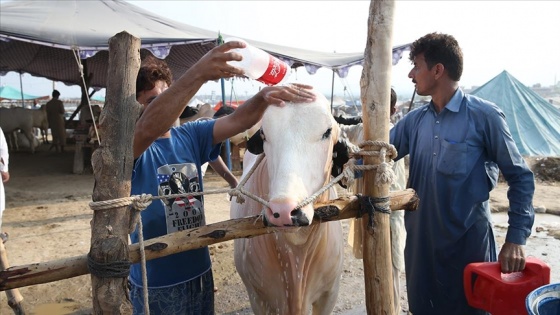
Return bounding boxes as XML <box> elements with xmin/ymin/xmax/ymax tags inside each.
<box><xmin>89</xmin><ymin>31</ymin><xmax>141</xmax><ymax>314</ymax></box>
<box><xmin>0</xmin><ymin>190</ymin><xmax>418</xmax><ymax>291</ymax></box>
<box><xmin>72</xmin><ymin>62</ymin><xmax>92</xmax><ymax>175</ymax></box>
<box><xmin>0</xmin><ymin>241</ymin><xmax>26</xmax><ymax>314</ymax></box>
<box><xmin>360</xmin><ymin>0</ymin><xmax>396</xmax><ymax>314</ymax></box>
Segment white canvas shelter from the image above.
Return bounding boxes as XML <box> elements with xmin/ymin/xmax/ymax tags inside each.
<box><xmin>0</xmin><ymin>0</ymin><xmax>410</xmax><ymax>88</ymax></box>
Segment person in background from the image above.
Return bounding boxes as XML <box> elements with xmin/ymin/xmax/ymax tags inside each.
<box><xmin>207</xmin><ymin>106</ymin><xmax>239</xmax><ymax>189</ymax></box>
<box><xmin>390</xmin><ymin>32</ymin><xmax>535</xmax><ymax>314</ymax></box>
<box><xmin>195</xmin><ymin>115</ymin><xmax>239</xmax><ymax>190</ymax></box>
<box><xmin>45</xmin><ymin>90</ymin><xmax>67</xmax><ymax>153</ymax></box>
<box><xmin>0</xmin><ymin>127</ymin><xmax>10</xmax><ymax>243</ymax></box>
<box><xmin>129</xmin><ymin>42</ymin><xmax>316</xmax><ymax>315</ymax></box>
<box><xmin>388</xmin><ymin>87</ymin><xmax>406</xmax><ymax>314</ymax></box>
<box><xmin>207</xmin><ymin>157</ymin><xmax>238</xmax><ymax>189</ymax></box>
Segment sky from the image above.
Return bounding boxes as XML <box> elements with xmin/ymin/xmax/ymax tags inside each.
<box><xmin>1</xmin><ymin>0</ymin><xmax>559</xmax><ymax>101</ymax></box>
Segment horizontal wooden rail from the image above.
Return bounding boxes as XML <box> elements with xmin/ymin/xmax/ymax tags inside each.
<box><xmin>0</xmin><ymin>189</ymin><xmax>418</xmax><ymax>291</ymax></box>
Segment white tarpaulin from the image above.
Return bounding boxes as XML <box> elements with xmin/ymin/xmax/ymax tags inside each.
<box><xmin>0</xmin><ymin>0</ymin><xmax>410</xmax><ymax>88</ymax></box>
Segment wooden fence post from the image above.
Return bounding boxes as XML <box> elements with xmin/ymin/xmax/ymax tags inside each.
<box><xmin>89</xmin><ymin>31</ymin><xmax>142</xmax><ymax>314</ymax></box>
<box><xmin>360</xmin><ymin>0</ymin><xmax>396</xmax><ymax>314</ymax></box>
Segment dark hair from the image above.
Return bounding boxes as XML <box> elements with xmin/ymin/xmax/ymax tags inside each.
<box><xmin>390</xmin><ymin>88</ymin><xmax>397</xmax><ymax>115</ymax></box>
<box><xmin>334</xmin><ymin>115</ymin><xmax>362</xmax><ymax>125</ymax></box>
<box><xmin>136</xmin><ymin>56</ymin><xmax>173</xmax><ymax>97</ymax></box>
<box><xmin>409</xmin><ymin>32</ymin><xmax>463</xmax><ymax>81</ymax></box>
<box><xmin>52</xmin><ymin>90</ymin><xmax>60</xmax><ymax>98</ymax></box>
<box><xmin>213</xmin><ymin>105</ymin><xmax>235</xmax><ymax>119</ymax></box>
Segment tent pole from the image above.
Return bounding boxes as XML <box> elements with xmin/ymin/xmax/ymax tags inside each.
<box><xmin>220</xmin><ymin>78</ymin><xmax>233</xmax><ymax>171</ymax></box>
<box><xmin>407</xmin><ymin>87</ymin><xmax>417</xmax><ymax>114</ymax></box>
<box><xmin>218</xmin><ymin>34</ymin><xmax>233</xmax><ymax>171</ymax></box>
<box><xmin>19</xmin><ymin>72</ymin><xmax>24</xmax><ymax>107</ymax></box>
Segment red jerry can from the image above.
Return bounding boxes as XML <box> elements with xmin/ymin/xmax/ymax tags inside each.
<box><xmin>464</xmin><ymin>256</ymin><xmax>551</xmax><ymax>315</ymax></box>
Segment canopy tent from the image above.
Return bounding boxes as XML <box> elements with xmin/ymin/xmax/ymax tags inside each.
<box><xmin>90</xmin><ymin>94</ymin><xmax>105</xmax><ymax>103</ymax></box>
<box><xmin>0</xmin><ymin>0</ymin><xmax>410</xmax><ymax>88</ymax></box>
<box><xmin>471</xmin><ymin>70</ymin><xmax>560</xmax><ymax>156</ymax></box>
<box><xmin>0</xmin><ymin>0</ymin><xmax>218</xmax><ymax>88</ymax></box>
<box><xmin>214</xmin><ymin>100</ymin><xmax>245</xmax><ymax>111</ymax></box>
<box><xmin>0</xmin><ymin>85</ymin><xmax>48</xmax><ymax>101</ymax></box>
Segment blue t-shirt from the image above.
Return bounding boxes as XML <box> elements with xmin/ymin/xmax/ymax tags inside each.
<box><xmin>130</xmin><ymin>120</ymin><xmax>221</xmax><ymax>288</ymax></box>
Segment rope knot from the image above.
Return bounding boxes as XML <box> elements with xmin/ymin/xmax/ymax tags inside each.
<box><xmin>375</xmin><ymin>161</ymin><xmax>395</xmax><ymax>186</ymax></box>
<box><xmin>342</xmin><ymin>158</ymin><xmax>358</xmax><ymax>188</ymax></box>
<box><xmin>132</xmin><ymin>194</ymin><xmax>153</xmax><ymax>211</ymax></box>
<box><xmin>229</xmin><ymin>189</ymin><xmax>246</xmax><ymax>204</ymax></box>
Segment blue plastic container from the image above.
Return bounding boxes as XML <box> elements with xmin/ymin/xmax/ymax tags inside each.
<box><xmin>526</xmin><ymin>282</ymin><xmax>560</xmax><ymax>315</ymax></box>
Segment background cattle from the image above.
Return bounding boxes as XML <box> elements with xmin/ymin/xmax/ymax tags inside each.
<box><xmin>15</xmin><ymin>130</ymin><xmax>40</xmax><ymax>151</ymax></box>
<box><xmin>231</xmin><ymin>91</ymin><xmax>344</xmax><ymax>314</ymax></box>
<box><xmin>0</xmin><ymin>107</ymin><xmax>37</xmax><ymax>153</ymax></box>
<box><xmin>178</xmin><ymin>103</ymin><xmax>214</xmax><ymax>125</ymax></box>
<box><xmin>31</xmin><ymin>105</ymin><xmax>49</xmax><ymax>144</ymax></box>
<box><xmin>229</xmin><ymin>120</ymin><xmax>260</xmax><ymax>146</ymax></box>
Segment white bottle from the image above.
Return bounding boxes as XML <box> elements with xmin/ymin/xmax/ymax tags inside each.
<box><xmin>225</xmin><ymin>37</ymin><xmax>290</xmax><ymax>86</ymax></box>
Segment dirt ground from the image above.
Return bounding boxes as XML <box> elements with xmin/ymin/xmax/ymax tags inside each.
<box><xmin>1</xmin><ymin>144</ymin><xmax>559</xmax><ymax>315</ymax></box>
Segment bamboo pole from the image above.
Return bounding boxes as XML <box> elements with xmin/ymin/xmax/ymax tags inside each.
<box><xmin>89</xmin><ymin>31</ymin><xmax>142</xmax><ymax>314</ymax></box>
<box><xmin>0</xmin><ymin>241</ymin><xmax>26</xmax><ymax>314</ymax></box>
<box><xmin>360</xmin><ymin>0</ymin><xmax>396</xmax><ymax>314</ymax></box>
<box><xmin>0</xmin><ymin>189</ymin><xmax>418</xmax><ymax>291</ymax></box>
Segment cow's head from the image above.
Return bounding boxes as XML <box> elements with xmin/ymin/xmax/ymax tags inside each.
<box><xmin>247</xmin><ymin>91</ymin><xmax>345</xmax><ymax>227</ymax></box>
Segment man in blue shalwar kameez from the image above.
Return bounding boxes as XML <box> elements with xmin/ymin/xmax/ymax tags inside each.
<box><xmin>390</xmin><ymin>32</ymin><xmax>535</xmax><ymax>315</ymax></box>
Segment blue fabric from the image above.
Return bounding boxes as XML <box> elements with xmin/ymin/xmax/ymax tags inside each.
<box><xmin>471</xmin><ymin>71</ymin><xmax>560</xmax><ymax>156</ymax></box>
<box><xmin>390</xmin><ymin>88</ymin><xmax>535</xmax><ymax>315</ymax></box>
<box><xmin>130</xmin><ymin>119</ymin><xmax>221</xmax><ymax>289</ymax></box>
<box><xmin>130</xmin><ymin>269</ymin><xmax>215</xmax><ymax>315</ymax></box>
<box><xmin>0</xmin><ymin>85</ymin><xmax>43</xmax><ymax>100</ymax></box>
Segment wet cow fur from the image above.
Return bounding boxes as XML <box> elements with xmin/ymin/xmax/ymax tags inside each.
<box><xmin>230</xmin><ymin>91</ymin><xmax>345</xmax><ymax>315</ymax></box>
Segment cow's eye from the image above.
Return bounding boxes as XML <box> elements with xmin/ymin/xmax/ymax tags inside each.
<box><xmin>322</xmin><ymin>128</ymin><xmax>332</xmax><ymax>140</ymax></box>
<box><xmin>323</xmin><ymin>128</ymin><xmax>332</xmax><ymax>140</ymax></box>
<box><xmin>260</xmin><ymin>130</ymin><xmax>266</xmax><ymax>141</ymax></box>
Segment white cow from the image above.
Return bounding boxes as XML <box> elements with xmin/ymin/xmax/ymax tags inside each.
<box><xmin>0</xmin><ymin>107</ymin><xmax>36</xmax><ymax>153</ymax></box>
<box><xmin>31</xmin><ymin>105</ymin><xmax>49</xmax><ymax>144</ymax></box>
<box><xmin>15</xmin><ymin>130</ymin><xmax>40</xmax><ymax>151</ymax></box>
<box><xmin>231</xmin><ymin>91</ymin><xmax>344</xmax><ymax>315</ymax></box>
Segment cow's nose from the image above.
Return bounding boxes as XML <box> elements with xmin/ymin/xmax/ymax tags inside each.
<box><xmin>290</xmin><ymin>208</ymin><xmax>309</xmax><ymax>226</ymax></box>
<box><xmin>267</xmin><ymin>199</ymin><xmax>309</xmax><ymax>227</ymax></box>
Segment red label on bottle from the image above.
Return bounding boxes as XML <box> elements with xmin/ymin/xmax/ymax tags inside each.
<box><xmin>257</xmin><ymin>55</ymin><xmax>289</xmax><ymax>86</ymax></box>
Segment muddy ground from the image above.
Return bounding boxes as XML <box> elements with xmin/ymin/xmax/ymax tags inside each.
<box><xmin>1</xmin><ymin>146</ymin><xmax>559</xmax><ymax>314</ymax></box>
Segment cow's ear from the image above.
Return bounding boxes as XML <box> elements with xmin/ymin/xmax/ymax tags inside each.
<box><xmin>247</xmin><ymin>129</ymin><xmax>264</xmax><ymax>155</ymax></box>
<box><xmin>331</xmin><ymin>139</ymin><xmax>351</xmax><ymax>188</ymax></box>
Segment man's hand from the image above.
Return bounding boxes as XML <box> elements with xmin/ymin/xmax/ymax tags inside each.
<box><xmin>212</xmin><ymin>83</ymin><xmax>316</xmax><ymax>145</ymax></box>
<box><xmin>498</xmin><ymin>242</ymin><xmax>526</xmax><ymax>273</ymax></box>
<box><xmin>1</xmin><ymin>171</ymin><xmax>9</xmax><ymax>183</ymax></box>
<box><xmin>191</xmin><ymin>40</ymin><xmax>247</xmax><ymax>82</ymax></box>
<box><xmin>255</xmin><ymin>83</ymin><xmax>316</xmax><ymax>107</ymax></box>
